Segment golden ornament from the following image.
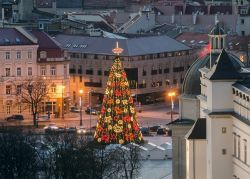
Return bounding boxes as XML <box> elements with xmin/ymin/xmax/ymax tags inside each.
<box><xmin>118</xmin><ymin>120</ymin><xmax>123</xmax><ymax>125</ymax></box>
<box><xmin>130</xmin><ymin>107</ymin><xmax>135</xmax><ymax>113</ymax></box>
<box><xmin>97</xmin><ymin>138</ymin><xmax>102</xmax><ymax>142</ymax></box>
<box><xmin>115</xmin><ymin>73</ymin><xmax>121</xmax><ymax>78</ymax></box>
<box><xmin>107</xmin><ymin>108</ymin><xmax>111</xmax><ymax>112</ymax></box>
<box><xmin>108</xmin><ymin>125</ymin><xmax>112</xmax><ymax>130</ymax></box>
<box><xmin>119</xmin><ymin>139</ymin><xmax>124</xmax><ymax>144</ymax></box>
<box><xmin>116</xmin><ymin>99</ymin><xmax>120</xmax><ymax>104</ymax></box>
<box><xmin>124</xmin><ymin>108</ymin><xmax>128</xmax><ymax>113</ymax></box>
<box><xmin>122</xmin><ymin>100</ymin><xmax>128</xmax><ymax>105</ymax></box>
<box><xmin>105</xmin><ymin>89</ymin><xmax>109</xmax><ymax>95</ymax></box>
<box><xmin>128</xmin><ymin>124</ymin><xmax>131</xmax><ymax>128</ymax></box>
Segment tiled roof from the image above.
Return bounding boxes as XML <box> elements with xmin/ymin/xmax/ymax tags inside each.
<box><xmin>186</xmin><ymin>118</ymin><xmax>206</xmax><ymax>140</ymax></box>
<box><xmin>54</xmin><ymin>34</ymin><xmax>191</xmax><ymax>56</ymax></box>
<box><xmin>0</xmin><ymin>28</ymin><xmax>35</xmax><ymax>46</ymax></box>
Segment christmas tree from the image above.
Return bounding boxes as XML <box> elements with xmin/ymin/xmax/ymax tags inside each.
<box><xmin>94</xmin><ymin>42</ymin><xmax>143</xmax><ymax>145</ymax></box>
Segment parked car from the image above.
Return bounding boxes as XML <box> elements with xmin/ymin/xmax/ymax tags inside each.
<box><xmin>66</xmin><ymin>127</ymin><xmax>77</xmax><ymax>133</ymax></box>
<box><xmin>37</xmin><ymin>115</ymin><xmax>50</xmax><ymax>121</ymax></box>
<box><xmin>70</xmin><ymin>107</ymin><xmax>81</xmax><ymax>113</ymax></box>
<box><xmin>85</xmin><ymin>108</ymin><xmax>100</xmax><ymax>115</ymax></box>
<box><xmin>157</xmin><ymin>128</ymin><xmax>167</xmax><ymax>135</ymax></box>
<box><xmin>77</xmin><ymin>127</ymin><xmax>87</xmax><ymax>134</ymax></box>
<box><xmin>140</xmin><ymin>127</ymin><xmax>150</xmax><ymax>136</ymax></box>
<box><xmin>5</xmin><ymin>115</ymin><xmax>24</xmax><ymax>121</ymax></box>
<box><xmin>44</xmin><ymin>123</ymin><xmax>58</xmax><ymax>133</ymax></box>
<box><xmin>149</xmin><ymin>125</ymin><xmax>161</xmax><ymax>132</ymax></box>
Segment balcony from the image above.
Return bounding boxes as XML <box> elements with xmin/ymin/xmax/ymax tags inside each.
<box><xmin>38</xmin><ymin>57</ymin><xmax>66</xmax><ymax>63</ymax></box>
<box><xmin>84</xmin><ymin>82</ymin><xmax>102</xmax><ymax>88</ymax></box>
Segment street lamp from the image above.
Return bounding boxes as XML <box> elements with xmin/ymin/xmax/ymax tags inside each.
<box><xmin>79</xmin><ymin>89</ymin><xmax>83</xmax><ymax>126</ymax></box>
<box><xmin>62</xmin><ymin>85</ymin><xmax>65</xmax><ymax>120</ymax></box>
<box><xmin>168</xmin><ymin>91</ymin><xmax>176</xmax><ymax>122</ymax></box>
<box><xmin>89</xmin><ymin>89</ymin><xmax>94</xmax><ymax>132</ymax></box>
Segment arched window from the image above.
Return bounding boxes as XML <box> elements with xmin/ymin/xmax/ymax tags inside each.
<box><xmin>215</xmin><ymin>38</ymin><xmax>218</xmax><ymax>49</ymax></box>
<box><xmin>221</xmin><ymin>38</ymin><xmax>224</xmax><ymax>49</ymax></box>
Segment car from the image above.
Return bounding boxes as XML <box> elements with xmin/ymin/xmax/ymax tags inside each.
<box><xmin>70</xmin><ymin>107</ymin><xmax>80</xmax><ymax>113</ymax></box>
<box><xmin>77</xmin><ymin>127</ymin><xmax>87</xmax><ymax>134</ymax></box>
<box><xmin>5</xmin><ymin>115</ymin><xmax>24</xmax><ymax>121</ymax></box>
<box><xmin>157</xmin><ymin>128</ymin><xmax>167</xmax><ymax>135</ymax></box>
<box><xmin>37</xmin><ymin>115</ymin><xmax>50</xmax><ymax>121</ymax></box>
<box><xmin>57</xmin><ymin>127</ymin><xmax>66</xmax><ymax>133</ymax></box>
<box><xmin>140</xmin><ymin>127</ymin><xmax>150</xmax><ymax>136</ymax></box>
<box><xmin>44</xmin><ymin>123</ymin><xmax>58</xmax><ymax>133</ymax></box>
<box><xmin>66</xmin><ymin>127</ymin><xmax>77</xmax><ymax>133</ymax></box>
<box><xmin>149</xmin><ymin>125</ymin><xmax>161</xmax><ymax>132</ymax></box>
<box><xmin>85</xmin><ymin>108</ymin><xmax>100</xmax><ymax>115</ymax></box>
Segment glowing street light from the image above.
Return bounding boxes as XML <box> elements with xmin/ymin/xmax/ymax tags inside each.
<box><xmin>168</xmin><ymin>91</ymin><xmax>176</xmax><ymax>122</ymax></box>
<box><xmin>79</xmin><ymin>89</ymin><xmax>83</xmax><ymax>126</ymax></box>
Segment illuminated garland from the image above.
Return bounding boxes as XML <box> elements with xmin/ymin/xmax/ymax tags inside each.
<box><xmin>94</xmin><ymin>57</ymin><xmax>143</xmax><ymax>144</ymax></box>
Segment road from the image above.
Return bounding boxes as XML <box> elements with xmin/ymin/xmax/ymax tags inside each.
<box><xmin>1</xmin><ymin>102</ymin><xmax>179</xmax><ymax>129</ymax></box>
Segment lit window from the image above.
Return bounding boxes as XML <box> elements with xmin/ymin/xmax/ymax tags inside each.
<box><xmin>17</xmin><ymin>105</ymin><xmax>21</xmax><ymax>113</ymax></box>
<box><xmin>51</xmin><ymin>84</ymin><xmax>56</xmax><ymax>93</ymax></box>
<box><xmin>6</xmin><ymin>105</ymin><xmax>10</xmax><ymax>114</ymax></box>
<box><xmin>28</xmin><ymin>67</ymin><xmax>32</xmax><ymax>76</ymax></box>
<box><xmin>17</xmin><ymin>68</ymin><xmax>21</xmax><ymax>76</ymax></box>
<box><xmin>17</xmin><ymin>51</ymin><xmax>21</xmax><ymax>59</ymax></box>
<box><xmin>5</xmin><ymin>52</ymin><xmax>10</xmax><ymax>59</ymax></box>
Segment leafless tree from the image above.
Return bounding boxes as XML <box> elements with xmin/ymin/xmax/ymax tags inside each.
<box><xmin>13</xmin><ymin>77</ymin><xmax>49</xmax><ymax>127</ymax></box>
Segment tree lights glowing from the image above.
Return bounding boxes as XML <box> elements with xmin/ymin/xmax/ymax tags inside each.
<box><xmin>94</xmin><ymin>43</ymin><xmax>143</xmax><ymax>145</ymax></box>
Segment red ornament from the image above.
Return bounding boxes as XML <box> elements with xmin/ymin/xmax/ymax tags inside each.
<box><xmin>115</xmin><ymin>89</ymin><xmax>122</xmax><ymax>96</ymax></box>
<box><xmin>122</xmin><ymin>72</ymin><xmax>126</xmax><ymax>79</ymax></box>
<box><xmin>123</xmin><ymin>115</ymin><xmax>130</xmax><ymax>122</ymax></box>
<box><xmin>101</xmin><ymin>107</ymin><xmax>106</xmax><ymax>114</ymax></box>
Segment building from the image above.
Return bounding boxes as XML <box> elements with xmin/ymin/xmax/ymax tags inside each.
<box><xmin>31</xmin><ymin>30</ymin><xmax>70</xmax><ymax>118</ymax></box>
<box><xmin>0</xmin><ymin>27</ymin><xmax>38</xmax><ymax>119</ymax></box>
<box><xmin>54</xmin><ymin>34</ymin><xmax>196</xmax><ymax>107</ymax></box>
<box><xmin>169</xmin><ymin>23</ymin><xmax>245</xmax><ymax>179</ymax></box>
<box><xmin>0</xmin><ymin>27</ymin><xmax>70</xmax><ymax>120</ymax></box>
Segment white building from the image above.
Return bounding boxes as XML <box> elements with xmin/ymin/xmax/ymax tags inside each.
<box><xmin>174</xmin><ymin>23</ymin><xmax>250</xmax><ymax>179</ymax></box>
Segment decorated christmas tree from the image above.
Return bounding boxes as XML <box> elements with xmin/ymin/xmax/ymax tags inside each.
<box><xmin>94</xmin><ymin>42</ymin><xmax>143</xmax><ymax>145</ymax></box>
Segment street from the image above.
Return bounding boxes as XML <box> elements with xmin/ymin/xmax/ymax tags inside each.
<box><xmin>0</xmin><ymin>102</ymin><xmax>179</xmax><ymax>129</ymax></box>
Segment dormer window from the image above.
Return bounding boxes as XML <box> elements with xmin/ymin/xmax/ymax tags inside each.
<box><xmin>40</xmin><ymin>51</ymin><xmax>47</xmax><ymax>59</ymax></box>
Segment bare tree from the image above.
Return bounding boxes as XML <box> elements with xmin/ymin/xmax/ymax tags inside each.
<box><xmin>13</xmin><ymin>77</ymin><xmax>49</xmax><ymax>127</ymax></box>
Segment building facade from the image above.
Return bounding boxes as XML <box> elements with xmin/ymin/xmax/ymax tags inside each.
<box><xmin>54</xmin><ymin>34</ymin><xmax>196</xmax><ymax>107</ymax></box>
<box><xmin>0</xmin><ymin>27</ymin><xmax>70</xmax><ymax>120</ymax></box>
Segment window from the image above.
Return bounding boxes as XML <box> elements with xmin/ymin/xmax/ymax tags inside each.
<box><xmin>6</xmin><ymin>85</ymin><xmax>11</xmax><ymax>95</ymax></box>
<box><xmin>51</xmin><ymin>84</ymin><xmax>56</xmax><ymax>93</ymax></box>
<box><xmin>28</xmin><ymin>67</ymin><xmax>32</xmax><ymax>76</ymax></box>
<box><xmin>5</xmin><ymin>52</ymin><xmax>10</xmax><ymax>59</ymax></box>
<box><xmin>17</xmin><ymin>68</ymin><xmax>21</xmax><ymax>76</ymax></box>
<box><xmin>16</xmin><ymin>85</ymin><xmax>21</xmax><ymax>95</ymax></box>
<box><xmin>40</xmin><ymin>51</ymin><xmax>47</xmax><ymax>58</ymax></box>
<box><xmin>5</xmin><ymin>68</ymin><xmax>10</xmax><ymax>76</ymax></box>
<box><xmin>28</xmin><ymin>51</ymin><xmax>32</xmax><ymax>59</ymax></box>
<box><xmin>143</xmin><ymin>69</ymin><xmax>147</xmax><ymax>76</ymax></box>
<box><xmin>17</xmin><ymin>105</ymin><xmax>21</xmax><ymax>113</ymax></box>
<box><xmin>234</xmin><ymin>133</ymin><xmax>237</xmax><ymax>156</ymax></box>
<box><xmin>242</xmin><ymin>31</ymin><xmax>245</xmax><ymax>36</ymax></box>
<box><xmin>17</xmin><ymin>51</ymin><xmax>21</xmax><ymax>59</ymax></box>
<box><xmin>50</xmin><ymin>66</ymin><xmax>56</xmax><ymax>76</ymax></box>
<box><xmin>222</xmin><ymin>149</ymin><xmax>227</xmax><ymax>155</ymax></box>
<box><xmin>6</xmin><ymin>105</ymin><xmax>10</xmax><ymax>114</ymax></box>
<box><xmin>97</xmin><ymin>70</ymin><xmax>102</xmax><ymax>76</ymax></box>
<box><xmin>41</xmin><ymin>66</ymin><xmax>46</xmax><ymax>76</ymax></box>
<box><xmin>241</xmin><ymin>19</ymin><xmax>245</xmax><ymax>24</ymax></box>
<box><xmin>244</xmin><ymin>139</ymin><xmax>247</xmax><ymax>164</ymax></box>
<box><xmin>238</xmin><ymin>135</ymin><xmax>241</xmax><ymax>159</ymax></box>
<box><xmin>222</xmin><ymin>127</ymin><xmax>227</xmax><ymax>133</ymax></box>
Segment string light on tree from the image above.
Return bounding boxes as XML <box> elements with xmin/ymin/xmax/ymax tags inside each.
<box><xmin>94</xmin><ymin>42</ymin><xmax>143</xmax><ymax>144</ymax></box>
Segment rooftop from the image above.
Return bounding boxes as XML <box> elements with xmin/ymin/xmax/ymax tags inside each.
<box><xmin>0</xmin><ymin>28</ymin><xmax>35</xmax><ymax>46</ymax></box>
<box><xmin>54</xmin><ymin>34</ymin><xmax>191</xmax><ymax>56</ymax></box>
<box><xmin>186</xmin><ymin>118</ymin><xmax>206</xmax><ymax>140</ymax></box>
